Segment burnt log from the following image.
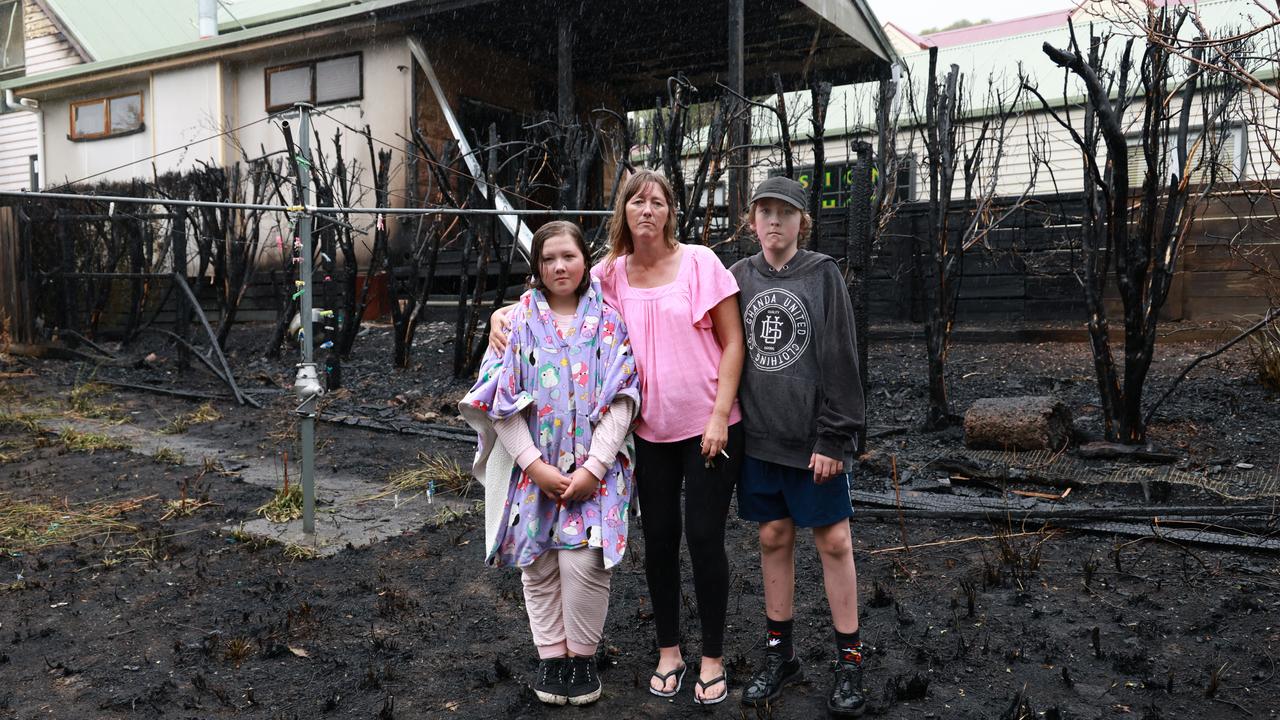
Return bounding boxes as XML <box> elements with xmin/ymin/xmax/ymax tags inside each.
<box><xmin>963</xmin><ymin>396</ymin><xmax>1072</xmax><ymax>451</ymax></box>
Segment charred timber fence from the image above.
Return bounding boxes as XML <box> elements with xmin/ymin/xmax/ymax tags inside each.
<box><xmin>805</xmin><ymin>188</ymin><xmax>1279</xmax><ymax>324</ymax></box>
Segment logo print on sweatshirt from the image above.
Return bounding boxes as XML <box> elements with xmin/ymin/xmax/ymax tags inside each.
<box><xmin>744</xmin><ymin>288</ymin><xmax>810</xmax><ymax>371</ymax></box>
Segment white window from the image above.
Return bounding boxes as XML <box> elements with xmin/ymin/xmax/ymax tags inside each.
<box><xmin>266</xmin><ymin>53</ymin><xmax>362</xmax><ymax>111</ymax></box>
<box><xmin>70</xmin><ymin>92</ymin><xmax>144</xmax><ymax>140</ymax></box>
<box><xmin>892</xmin><ymin>153</ymin><xmax>917</xmax><ymax>202</ymax></box>
<box><xmin>0</xmin><ymin>0</ymin><xmax>22</xmax><ymax>75</ymax></box>
<box><xmin>1125</xmin><ymin>125</ymin><xmax>1246</xmax><ymax>186</ymax></box>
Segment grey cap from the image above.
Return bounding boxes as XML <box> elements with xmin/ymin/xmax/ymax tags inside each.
<box><xmin>750</xmin><ymin>176</ymin><xmax>807</xmax><ymax>210</ymax></box>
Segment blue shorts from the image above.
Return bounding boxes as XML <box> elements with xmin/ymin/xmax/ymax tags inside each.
<box><xmin>737</xmin><ymin>456</ymin><xmax>854</xmax><ymax>528</ymax></box>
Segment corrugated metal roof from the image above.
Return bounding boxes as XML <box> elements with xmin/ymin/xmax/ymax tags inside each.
<box><xmin>38</xmin><ymin>0</ymin><xmax>356</xmax><ymax>62</ymax></box>
<box><xmin>1</xmin><ymin>0</ymin><xmax>413</xmax><ymax>93</ymax></box>
<box><xmin>40</xmin><ymin>0</ymin><xmax>199</xmax><ymax>61</ymax></box>
<box><xmin>922</xmin><ymin>9</ymin><xmax>1072</xmax><ymax>48</ymax></box>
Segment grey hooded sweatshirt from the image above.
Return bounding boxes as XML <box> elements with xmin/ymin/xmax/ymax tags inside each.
<box><xmin>729</xmin><ymin>249</ymin><xmax>865</xmax><ymax>471</ymax></box>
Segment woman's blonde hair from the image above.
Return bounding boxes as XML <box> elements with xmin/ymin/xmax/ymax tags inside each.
<box><xmin>604</xmin><ymin>169</ymin><xmax>679</xmax><ymax>268</ymax></box>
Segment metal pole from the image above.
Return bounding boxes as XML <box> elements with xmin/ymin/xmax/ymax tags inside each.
<box><xmin>291</xmin><ymin>103</ymin><xmax>320</xmax><ymax>536</ymax></box>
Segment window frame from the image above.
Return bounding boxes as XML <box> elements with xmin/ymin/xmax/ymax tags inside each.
<box><xmin>264</xmin><ymin>52</ymin><xmax>363</xmax><ymax>113</ymax></box>
<box><xmin>0</xmin><ymin>0</ymin><xmax>24</xmax><ymax>77</ymax></box>
<box><xmin>1123</xmin><ymin>124</ymin><xmax>1246</xmax><ymax>186</ymax></box>
<box><xmin>68</xmin><ymin>92</ymin><xmax>145</xmax><ymax>141</ymax></box>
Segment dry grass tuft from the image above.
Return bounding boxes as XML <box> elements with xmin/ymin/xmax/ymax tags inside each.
<box><xmin>0</xmin><ymin>409</ymin><xmax>44</xmax><ymax>435</ymax></box>
<box><xmin>257</xmin><ymin>481</ymin><xmax>304</xmax><ymax>523</ymax></box>
<box><xmin>0</xmin><ymin>493</ymin><xmax>150</xmax><ymax>554</ymax></box>
<box><xmin>283</xmin><ymin>543</ymin><xmax>318</xmax><ymax>560</ymax></box>
<box><xmin>153</xmin><ymin>447</ymin><xmax>185</xmax><ymax>465</ymax></box>
<box><xmin>58</xmin><ymin>427</ymin><xmax>131</xmax><ymax>453</ymax></box>
<box><xmin>375</xmin><ymin>452</ymin><xmax>473</xmax><ymax>502</ymax></box>
<box><xmin>67</xmin><ymin>382</ymin><xmax>127</xmax><ymax>422</ymax></box>
<box><xmin>162</xmin><ymin>403</ymin><xmax>222</xmax><ymax>434</ymax></box>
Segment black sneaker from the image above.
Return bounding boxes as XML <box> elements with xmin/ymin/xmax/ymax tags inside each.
<box><xmin>827</xmin><ymin>660</ymin><xmax>867</xmax><ymax>717</ymax></box>
<box><xmin>741</xmin><ymin>652</ymin><xmax>803</xmax><ymax>707</ymax></box>
<box><xmin>565</xmin><ymin>656</ymin><xmax>602</xmax><ymax>706</ymax></box>
<box><xmin>533</xmin><ymin>658</ymin><xmax>568</xmax><ymax>706</ymax></box>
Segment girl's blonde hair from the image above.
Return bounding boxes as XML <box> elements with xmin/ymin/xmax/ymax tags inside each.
<box><xmin>604</xmin><ymin>169</ymin><xmax>679</xmax><ymax>269</ymax></box>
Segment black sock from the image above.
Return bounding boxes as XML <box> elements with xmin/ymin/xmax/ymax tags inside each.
<box><xmin>836</xmin><ymin>629</ymin><xmax>863</xmax><ymax>665</ymax></box>
<box><xmin>765</xmin><ymin>617</ymin><xmax>794</xmax><ymax>659</ymax></box>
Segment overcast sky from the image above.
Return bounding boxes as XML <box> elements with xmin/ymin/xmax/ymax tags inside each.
<box><xmin>865</xmin><ymin>0</ymin><xmax>1081</xmax><ymax>34</ymax></box>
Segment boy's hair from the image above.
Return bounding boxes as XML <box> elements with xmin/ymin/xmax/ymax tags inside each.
<box><xmin>604</xmin><ymin>169</ymin><xmax>679</xmax><ymax>269</ymax></box>
<box><xmin>742</xmin><ymin>201</ymin><xmax>813</xmax><ymax>246</ymax></box>
<box><xmin>529</xmin><ymin>220</ymin><xmax>592</xmax><ymax>296</ymax></box>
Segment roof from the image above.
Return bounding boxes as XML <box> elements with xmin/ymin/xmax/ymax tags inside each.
<box><xmin>6</xmin><ymin>0</ymin><xmax>897</xmax><ymax>103</ymax></box>
<box><xmin>1</xmin><ymin>0</ymin><xmax>417</xmax><ymax>93</ymax></box>
<box><xmin>34</xmin><ymin>0</ymin><xmax>360</xmax><ymax>62</ymax></box>
<box><xmin>883</xmin><ymin>22</ymin><xmax>933</xmax><ymax>51</ymax></box>
<box><xmin>40</xmin><ymin>0</ymin><xmax>200</xmax><ymax>61</ymax></box>
<box><xmin>921</xmin><ymin>9</ymin><xmax>1074</xmax><ymax>48</ymax></box>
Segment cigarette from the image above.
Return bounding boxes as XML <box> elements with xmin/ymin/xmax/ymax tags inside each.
<box><xmin>719</xmin><ymin>449</ymin><xmax>730</xmax><ymax>459</ymax></box>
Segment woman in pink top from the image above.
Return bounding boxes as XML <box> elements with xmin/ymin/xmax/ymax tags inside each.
<box><xmin>492</xmin><ymin>170</ymin><xmax>744</xmax><ymax>705</ymax></box>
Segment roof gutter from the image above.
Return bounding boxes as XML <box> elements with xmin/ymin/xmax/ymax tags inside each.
<box><xmin>4</xmin><ymin>89</ymin><xmax>44</xmax><ymax>190</ymax></box>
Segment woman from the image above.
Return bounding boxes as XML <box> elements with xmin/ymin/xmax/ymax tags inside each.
<box><xmin>490</xmin><ymin>171</ymin><xmax>744</xmax><ymax>704</ymax></box>
<box><xmin>462</xmin><ymin>221</ymin><xmax>640</xmax><ymax>707</ymax></box>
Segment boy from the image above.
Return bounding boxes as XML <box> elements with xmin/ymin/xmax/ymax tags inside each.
<box><xmin>730</xmin><ymin>176</ymin><xmax>867</xmax><ymax>716</ymax></box>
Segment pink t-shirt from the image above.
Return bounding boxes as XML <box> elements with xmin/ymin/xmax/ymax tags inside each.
<box><xmin>592</xmin><ymin>244</ymin><xmax>741</xmax><ymax>443</ymax></box>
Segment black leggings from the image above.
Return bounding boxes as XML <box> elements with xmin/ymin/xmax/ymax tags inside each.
<box><xmin>635</xmin><ymin>423</ymin><xmax>743</xmax><ymax>658</ymax></box>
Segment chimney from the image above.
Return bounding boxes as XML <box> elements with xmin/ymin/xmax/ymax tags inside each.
<box><xmin>198</xmin><ymin>0</ymin><xmax>218</xmax><ymax>38</ymax></box>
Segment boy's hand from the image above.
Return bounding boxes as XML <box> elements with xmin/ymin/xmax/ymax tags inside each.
<box><xmin>809</xmin><ymin>453</ymin><xmax>842</xmax><ymax>484</ymax></box>
<box><xmin>561</xmin><ymin>468</ymin><xmax>598</xmax><ymax>502</ymax></box>
<box><xmin>488</xmin><ymin>306</ymin><xmax>514</xmax><ymax>355</ymax></box>
<box><xmin>528</xmin><ymin>460</ymin><xmax>570</xmax><ymax>500</ymax></box>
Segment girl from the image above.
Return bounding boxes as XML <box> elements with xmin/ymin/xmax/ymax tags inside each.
<box><xmin>729</xmin><ymin>177</ymin><xmax>868</xmax><ymax>717</ymax></box>
<box><xmin>460</xmin><ymin>221</ymin><xmax>640</xmax><ymax>707</ymax></box>
<box><xmin>490</xmin><ymin>170</ymin><xmax>745</xmax><ymax>705</ymax></box>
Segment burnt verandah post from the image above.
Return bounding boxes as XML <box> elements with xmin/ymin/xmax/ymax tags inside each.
<box><xmin>727</xmin><ymin>0</ymin><xmax>748</xmax><ymax>255</ymax></box>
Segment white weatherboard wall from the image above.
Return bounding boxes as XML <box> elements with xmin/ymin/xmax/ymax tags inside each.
<box><xmin>150</xmin><ymin>64</ymin><xmax>224</xmax><ymax>172</ymax></box>
<box><xmin>0</xmin><ymin>0</ymin><xmax>83</xmax><ymax>191</ymax></box>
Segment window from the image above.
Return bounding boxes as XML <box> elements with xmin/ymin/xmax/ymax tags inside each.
<box><xmin>892</xmin><ymin>153</ymin><xmax>917</xmax><ymax>202</ymax></box>
<box><xmin>265</xmin><ymin>53</ymin><xmax>362</xmax><ymax>111</ymax></box>
<box><xmin>1</xmin><ymin>0</ymin><xmax>22</xmax><ymax>75</ymax></box>
<box><xmin>1125</xmin><ymin>125</ymin><xmax>1246</xmax><ymax>186</ymax></box>
<box><xmin>69</xmin><ymin>93</ymin><xmax>144</xmax><ymax>140</ymax></box>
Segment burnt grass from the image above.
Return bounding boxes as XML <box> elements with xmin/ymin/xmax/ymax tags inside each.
<box><xmin>2</xmin><ymin>315</ymin><xmax>1279</xmax><ymax>719</ymax></box>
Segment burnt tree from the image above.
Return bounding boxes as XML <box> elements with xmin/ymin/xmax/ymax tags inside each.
<box><xmin>1035</xmin><ymin>13</ymin><xmax>1241</xmax><ymax>443</ymax></box>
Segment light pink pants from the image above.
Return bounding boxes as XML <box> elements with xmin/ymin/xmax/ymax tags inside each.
<box><xmin>521</xmin><ymin>548</ymin><xmax>612</xmax><ymax>658</ymax></box>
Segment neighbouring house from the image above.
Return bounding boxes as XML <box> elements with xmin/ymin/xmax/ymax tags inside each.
<box><xmin>0</xmin><ymin>0</ymin><xmax>87</xmax><ymax>191</ymax></box>
<box><xmin>678</xmin><ymin>0</ymin><xmax>1278</xmax><ymax>322</ymax></box>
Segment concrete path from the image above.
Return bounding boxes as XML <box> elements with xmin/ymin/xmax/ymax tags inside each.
<box><xmin>28</xmin><ymin>410</ymin><xmax>475</xmax><ymax>558</ymax></box>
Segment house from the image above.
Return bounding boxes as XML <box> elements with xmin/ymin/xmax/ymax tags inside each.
<box><xmin>1</xmin><ymin>0</ymin><xmax>895</xmax><ymax>206</ymax></box>
<box><xmin>0</xmin><ymin>0</ymin><xmax>87</xmax><ymax>191</ymax></box>
<box><xmin>0</xmin><ymin>0</ymin><xmax>895</xmax><ymax>336</ymax></box>
<box><xmin>753</xmin><ymin>0</ymin><xmax>1272</xmax><ymax>206</ymax></box>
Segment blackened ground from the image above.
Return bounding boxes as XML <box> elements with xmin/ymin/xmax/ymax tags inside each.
<box><xmin>1</xmin><ymin>314</ymin><xmax>1278</xmax><ymax>719</ymax></box>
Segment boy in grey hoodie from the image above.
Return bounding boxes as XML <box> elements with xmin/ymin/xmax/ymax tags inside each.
<box><xmin>730</xmin><ymin>177</ymin><xmax>867</xmax><ymax>717</ymax></box>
